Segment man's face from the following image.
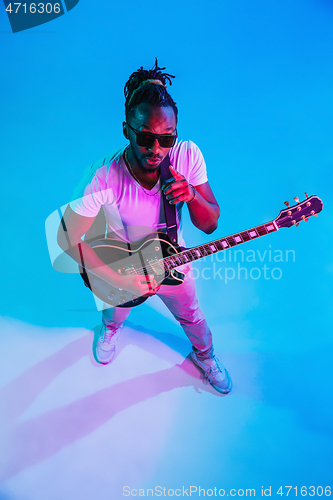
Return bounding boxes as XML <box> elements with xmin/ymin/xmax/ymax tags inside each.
<box><xmin>124</xmin><ymin>103</ymin><xmax>177</xmax><ymax>173</ymax></box>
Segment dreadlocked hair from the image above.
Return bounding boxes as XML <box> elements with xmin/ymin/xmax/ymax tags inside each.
<box><xmin>124</xmin><ymin>58</ymin><xmax>178</xmax><ymax>122</ymax></box>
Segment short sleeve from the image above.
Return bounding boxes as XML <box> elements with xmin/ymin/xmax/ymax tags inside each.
<box><xmin>187</xmin><ymin>140</ymin><xmax>208</xmax><ymax>186</ymax></box>
<box><xmin>69</xmin><ymin>164</ymin><xmax>115</xmax><ymax>218</ymax></box>
<box><xmin>169</xmin><ymin>140</ymin><xmax>208</xmax><ymax>186</ymax></box>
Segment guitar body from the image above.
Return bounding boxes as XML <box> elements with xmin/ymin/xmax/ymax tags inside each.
<box><xmin>79</xmin><ymin>232</ymin><xmax>185</xmax><ymax>308</ymax></box>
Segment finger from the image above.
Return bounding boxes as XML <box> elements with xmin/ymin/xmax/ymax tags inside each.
<box><xmin>149</xmin><ymin>277</ymin><xmax>160</xmax><ymax>292</ymax></box>
<box><xmin>145</xmin><ymin>283</ymin><xmax>161</xmax><ymax>296</ymax></box>
<box><xmin>166</xmin><ymin>185</ymin><xmax>187</xmax><ymax>199</ymax></box>
<box><xmin>148</xmin><ymin>278</ymin><xmax>159</xmax><ymax>291</ymax></box>
<box><xmin>166</xmin><ymin>188</ymin><xmax>190</xmax><ymax>204</ymax></box>
<box><xmin>164</xmin><ymin>180</ymin><xmax>187</xmax><ymax>196</ymax></box>
<box><xmin>142</xmin><ymin>279</ymin><xmax>158</xmax><ymax>295</ymax></box>
<box><xmin>142</xmin><ymin>275</ymin><xmax>156</xmax><ymax>293</ymax></box>
<box><xmin>140</xmin><ymin>284</ymin><xmax>155</xmax><ymax>296</ymax></box>
<box><xmin>138</xmin><ymin>274</ymin><xmax>155</xmax><ymax>282</ymax></box>
<box><xmin>162</xmin><ymin>179</ymin><xmax>177</xmax><ymax>194</ymax></box>
<box><xmin>162</xmin><ymin>177</ymin><xmax>175</xmax><ymax>190</ymax></box>
<box><xmin>169</xmin><ymin>192</ymin><xmax>194</xmax><ymax>204</ymax></box>
<box><xmin>169</xmin><ymin>165</ymin><xmax>184</xmax><ymax>181</ymax></box>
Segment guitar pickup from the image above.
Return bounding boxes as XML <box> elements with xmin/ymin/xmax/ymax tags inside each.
<box><xmin>146</xmin><ymin>258</ymin><xmax>165</xmax><ymax>275</ymax></box>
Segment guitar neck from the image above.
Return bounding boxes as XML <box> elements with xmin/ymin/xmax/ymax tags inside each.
<box><xmin>163</xmin><ymin>220</ymin><xmax>279</xmax><ymax>270</ymax></box>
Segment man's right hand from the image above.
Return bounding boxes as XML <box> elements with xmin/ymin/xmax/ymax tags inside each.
<box><xmin>57</xmin><ymin>207</ymin><xmax>162</xmax><ymax>299</ymax></box>
<box><xmin>116</xmin><ymin>273</ymin><xmax>161</xmax><ymax>297</ymax></box>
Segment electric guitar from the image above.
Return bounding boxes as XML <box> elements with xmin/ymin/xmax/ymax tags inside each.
<box><xmin>80</xmin><ymin>194</ymin><xmax>323</xmax><ymax>308</ymax></box>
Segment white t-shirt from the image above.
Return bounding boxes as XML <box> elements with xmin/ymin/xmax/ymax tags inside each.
<box><xmin>70</xmin><ymin>139</ymin><xmax>207</xmax><ymax>246</ymax></box>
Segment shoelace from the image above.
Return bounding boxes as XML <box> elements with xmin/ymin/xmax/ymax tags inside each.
<box><xmin>203</xmin><ymin>357</ymin><xmax>225</xmax><ymax>384</ymax></box>
<box><xmin>100</xmin><ymin>328</ymin><xmax>117</xmax><ymax>345</ymax></box>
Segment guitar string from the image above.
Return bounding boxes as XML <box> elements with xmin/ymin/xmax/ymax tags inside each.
<box><xmin>124</xmin><ymin>243</ymin><xmax>230</xmax><ymax>276</ymax></box>
<box><xmin>121</xmin><ymin>222</ymin><xmax>275</xmax><ymax>276</ymax></box>
<box><xmin>108</xmin><ymin>203</ymin><xmax>319</xmax><ymax>283</ymax></box>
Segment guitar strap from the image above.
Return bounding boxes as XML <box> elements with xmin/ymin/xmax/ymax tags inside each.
<box><xmin>160</xmin><ymin>154</ymin><xmax>178</xmax><ymax>244</ymax></box>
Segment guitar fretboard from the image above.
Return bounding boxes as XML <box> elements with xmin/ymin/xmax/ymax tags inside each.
<box><xmin>163</xmin><ymin>221</ymin><xmax>278</xmax><ymax>270</ymax></box>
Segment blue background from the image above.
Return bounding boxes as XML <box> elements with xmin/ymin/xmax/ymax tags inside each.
<box><xmin>0</xmin><ymin>0</ymin><xmax>332</xmax><ymax>497</ymax></box>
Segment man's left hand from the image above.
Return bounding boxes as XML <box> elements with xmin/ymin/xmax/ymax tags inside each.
<box><xmin>162</xmin><ymin>165</ymin><xmax>195</xmax><ymax>204</ymax></box>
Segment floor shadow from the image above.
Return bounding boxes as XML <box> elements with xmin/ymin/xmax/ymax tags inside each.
<box><xmin>0</xmin><ymin>325</ymin><xmax>223</xmax><ymax>483</ymax></box>
<box><xmin>2</xmin><ymin>317</ymin><xmax>328</xmax><ymax>483</ymax></box>
<box><xmin>0</xmin><ymin>333</ymin><xmax>92</xmax><ymax>425</ymax></box>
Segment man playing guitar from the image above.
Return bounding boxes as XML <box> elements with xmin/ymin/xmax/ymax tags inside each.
<box><xmin>57</xmin><ymin>59</ymin><xmax>232</xmax><ymax>394</ymax></box>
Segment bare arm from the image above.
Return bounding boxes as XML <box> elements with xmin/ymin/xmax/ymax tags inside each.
<box><xmin>187</xmin><ymin>181</ymin><xmax>220</xmax><ymax>234</ymax></box>
<box><xmin>57</xmin><ymin>206</ymin><xmax>159</xmax><ymax>295</ymax></box>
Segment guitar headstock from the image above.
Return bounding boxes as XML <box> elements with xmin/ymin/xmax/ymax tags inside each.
<box><xmin>275</xmin><ymin>194</ymin><xmax>323</xmax><ymax>228</ymax></box>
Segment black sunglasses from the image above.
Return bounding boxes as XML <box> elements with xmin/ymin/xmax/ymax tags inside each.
<box><xmin>126</xmin><ymin>123</ymin><xmax>177</xmax><ymax>148</ymax></box>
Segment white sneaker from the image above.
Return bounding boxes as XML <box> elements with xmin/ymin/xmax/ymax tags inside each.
<box><xmin>189</xmin><ymin>351</ymin><xmax>232</xmax><ymax>394</ymax></box>
<box><xmin>96</xmin><ymin>325</ymin><xmax>121</xmax><ymax>364</ymax></box>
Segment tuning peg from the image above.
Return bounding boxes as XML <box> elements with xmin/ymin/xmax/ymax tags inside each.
<box><xmin>284</xmin><ymin>201</ymin><xmax>290</xmax><ymax>208</ymax></box>
<box><xmin>305</xmin><ymin>192</ymin><xmax>309</xmax><ymax>199</ymax></box>
<box><xmin>294</xmin><ymin>196</ymin><xmax>299</xmax><ymax>204</ymax></box>
<box><xmin>302</xmin><ymin>216</ymin><xmax>309</xmax><ymax>222</ymax></box>
<box><xmin>314</xmin><ymin>214</ymin><xmax>319</xmax><ymax>217</ymax></box>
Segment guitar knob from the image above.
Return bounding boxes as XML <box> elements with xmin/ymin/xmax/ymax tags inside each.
<box><xmin>108</xmin><ymin>292</ymin><xmax>116</xmax><ymax>300</ymax></box>
<box><xmin>294</xmin><ymin>196</ymin><xmax>299</xmax><ymax>204</ymax></box>
<box><xmin>284</xmin><ymin>201</ymin><xmax>290</xmax><ymax>208</ymax></box>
